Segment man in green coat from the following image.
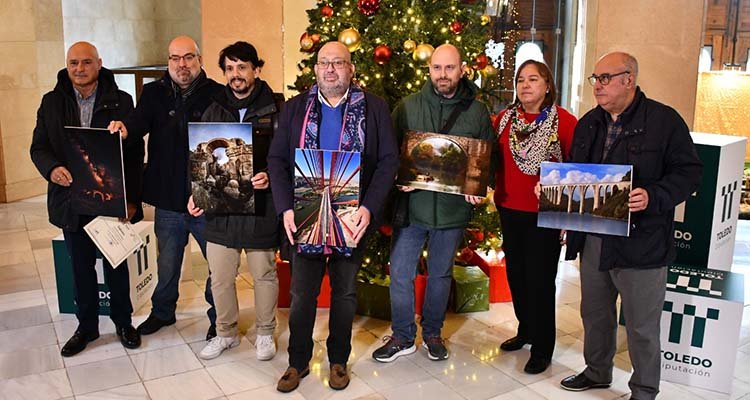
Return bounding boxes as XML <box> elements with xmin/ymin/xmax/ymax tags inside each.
<box><xmin>373</xmin><ymin>44</ymin><xmax>494</xmax><ymax>363</ymax></box>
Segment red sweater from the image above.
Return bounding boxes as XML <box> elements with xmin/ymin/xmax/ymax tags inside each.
<box><xmin>493</xmin><ymin>105</ymin><xmax>577</xmax><ymax>212</ymax></box>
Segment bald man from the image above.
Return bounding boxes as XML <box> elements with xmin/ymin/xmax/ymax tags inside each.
<box><xmin>268</xmin><ymin>41</ymin><xmax>399</xmax><ymax>392</ymax></box>
<box><xmin>30</xmin><ymin>42</ymin><xmax>144</xmax><ymax>356</ymax></box>
<box><xmin>109</xmin><ymin>36</ymin><xmax>222</xmax><ymax>339</ymax></box>
<box><xmin>560</xmin><ymin>52</ymin><xmax>702</xmax><ymax>400</ymax></box>
<box><xmin>372</xmin><ymin>44</ymin><xmax>493</xmax><ymax>364</ymax></box>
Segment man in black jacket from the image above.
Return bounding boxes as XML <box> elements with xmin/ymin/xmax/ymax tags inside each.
<box><xmin>268</xmin><ymin>41</ymin><xmax>399</xmax><ymax>392</ymax></box>
<box><xmin>109</xmin><ymin>36</ymin><xmax>223</xmax><ymax>339</ymax></box>
<box><xmin>30</xmin><ymin>42</ymin><xmax>143</xmax><ymax>356</ymax></box>
<box><xmin>559</xmin><ymin>52</ymin><xmax>702</xmax><ymax>400</ymax></box>
<box><xmin>186</xmin><ymin>41</ymin><xmax>282</xmax><ymax>362</ymax></box>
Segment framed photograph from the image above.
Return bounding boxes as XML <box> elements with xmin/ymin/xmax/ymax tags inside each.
<box><xmin>189</xmin><ymin>122</ymin><xmax>254</xmax><ymax>214</ymax></box>
<box><xmin>63</xmin><ymin>126</ymin><xmax>126</xmax><ymax>218</ymax></box>
<box><xmin>293</xmin><ymin>148</ymin><xmax>361</xmax><ymax>248</ymax></box>
<box><xmin>538</xmin><ymin>161</ymin><xmax>633</xmax><ymax>237</ymax></box>
<box><xmin>396</xmin><ymin>130</ymin><xmax>492</xmax><ymax>197</ymax></box>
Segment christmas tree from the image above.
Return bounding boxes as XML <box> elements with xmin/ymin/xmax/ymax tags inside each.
<box><xmin>291</xmin><ymin>0</ymin><xmax>516</xmax><ymax>110</ymax></box>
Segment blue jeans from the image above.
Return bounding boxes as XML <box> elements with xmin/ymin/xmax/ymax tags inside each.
<box><xmin>389</xmin><ymin>224</ymin><xmax>464</xmax><ymax>341</ymax></box>
<box><xmin>152</xmin><ymin>208</ymin><xmax>215</xmax><ymax>325</ymax></box>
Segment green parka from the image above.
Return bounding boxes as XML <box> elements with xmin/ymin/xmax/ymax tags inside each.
<box><xmin>392</xmin><ymin>77</ymin><xmax>494</xmax><ymax>229</ymax></box>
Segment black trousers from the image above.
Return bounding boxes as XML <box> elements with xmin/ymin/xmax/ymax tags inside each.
<box><xmin>499</xmin><ymin>207</ymin><xmax>561</xmax><ymax>360</ymax></box>
<box><xmin>287</xmin><ymin>248</ymin><xmax>362</xmax><ymax>370</ymax></box>
<box><xmin>63</xmin><ymin>216</ymin><xmax>133</xmax><ymax>333</ymax></box>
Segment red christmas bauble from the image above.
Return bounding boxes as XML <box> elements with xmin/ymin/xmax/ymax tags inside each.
<box><xmin>450</xmin><ymin>20</ymin><xmax>464</xmax><ymax>34</ymax></box>
<box><xmin>378</xmin><ymin>224</ymin><xmax>393</xmax><ymax>237</ymax></box>
<box><xmin>373</xmin><ymin>44</ymin><xmax>392</xmax><ymax>65</ymax></box>
<box><xmin>357</xmin><ymin>0</ymin><xmax>381</xmax><ymax>16</ymax></box>
<box><xmin>310</xmin><ymin>33</ymin><xmax>321</xmax><ymax>44</ymax></box>
<box><xmin>474</xmin><ymin>54</ymin><xmax>489</xmax><ymax>70</ymax></box>
<box><xmin>321</xmin><ymin>5</ymin><xmax>334</xmax><ymax>17</ymax></box>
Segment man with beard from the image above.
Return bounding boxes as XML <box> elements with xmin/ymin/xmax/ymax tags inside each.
<box><xmin>31</xmin><ymin>42</ymin><xmax>143</xmax><ymax>356</ymax></box>
<box><xmin>109</xmin><ymin>36</ymin><xmax>222</xmax><ymax>340</ymax></box>
<box><xmin>186</xmin><ymin>41</ymin><xmax>282</xmax><ymax>362</ymax></box>
<box><xmin>268</xmin><ymin>41</ymin><xmax>399</xmax><ymax>392</ymax></box>
<box><xmin>372</xmin><ymin>44</ymin><xmax>494</xmax><ymax>363</ymax></box>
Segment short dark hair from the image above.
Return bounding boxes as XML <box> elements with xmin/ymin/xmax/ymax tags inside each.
<box><xmin>512</xmin><ymin>59</ymin><xmax>557</xmax><ymax>110</ymax></box>
<box><xmin>218</xmin><ymin>41</ymin><xmax>265</xmax><ymax>72</ymax></box>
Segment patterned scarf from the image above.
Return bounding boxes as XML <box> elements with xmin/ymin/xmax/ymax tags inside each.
<box><xmin>297</xmin><ymin>83</ymin><xmax>366</xmax><ymax>257</ymax></box>
<box><xmin>496</xmin><ymin>105</ymin><xmax>562</xmax><ymax>175</ymax></box>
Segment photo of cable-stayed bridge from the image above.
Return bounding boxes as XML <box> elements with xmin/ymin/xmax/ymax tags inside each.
<box><xmin>293</xmin><ymin>149</ymin><xmax>361</xmax><ymax>248</ymax></box>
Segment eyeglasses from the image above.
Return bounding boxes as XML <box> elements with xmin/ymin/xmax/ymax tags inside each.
<box><xmin>169</xmin><ymin>53</ymin><xmax>197</xmax><ymax>63</ymax></box>
<box><xmin>587</xmin><ymin>70</ymin><xmax>630</xmax><ymax>86</ymax></box>
<box><xmin>316</xmin><ymin>60</ymin><xmax>350</xmax><ymax>69</ymax></box>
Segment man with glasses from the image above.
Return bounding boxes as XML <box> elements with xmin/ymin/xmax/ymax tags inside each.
<box><xmin>559</xmin><ymin>52</ymin><xmax>702</xmax><ymax>400</ymax></box>
<box><xmin>372</xmin><ymin>44</ymin><xmax>493</xmax><ymax>364</ymax></box>
<box><xmin>268</xmin><ymin>41</ymin><xmax>399</xmax><ymax>392</ymax></box>
<box><xmin>108</xmin><ymin>36</ymin><xmax>222</xmax><ymax>340</ymax></box>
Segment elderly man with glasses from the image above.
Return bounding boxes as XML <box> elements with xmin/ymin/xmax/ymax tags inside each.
<box><xmin>268</xmin><ymin>41</ymin><xmax>399</xmax><ymax>392</ymax></box>
<box><xmin>109</xmin><ymin>36</ymin><xmax>223</xmax><ymax>340</ymax></box>
<box><xmin>559</xmin><ymin>52</ymin><xmax>702</xmax><ymax>400</ymax></box>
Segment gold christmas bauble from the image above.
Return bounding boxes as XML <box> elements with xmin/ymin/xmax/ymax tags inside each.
<box><xmin>403</xmin><ymin>39</ymin><xmax>417</xmax><ymax>53</ymax></box>
<box><xmin>482</xmin><ymin>64</ymin><xmax>498</xmax><ymax>77</ymax></box>
<box><xmin>300</xmin><ymin>37</ymin><xmax>314</xmax><ymax>51</ymax></box>
<box><xmin>338</xmin><ymin>28</ymin><xmax>362</xmax><ymax>52</ymax></box>
<box><xmin>463</xmin><ymin>64</ymin><xmax>475</xmax><ymax>80</ymax></box>
<box><xmin>302</xmin><ymin>66</ymin><xmax>312</xmax><ymax>75</ymax></box>
<box><xmin>412</xmin><ymin>43</ymin><xmax>434</xmax><ymax>62</ymax></box>
<box><xmin>480</xmin><ymin>14</ymin><xmax>491</xmax><ymax>25</ymax></box>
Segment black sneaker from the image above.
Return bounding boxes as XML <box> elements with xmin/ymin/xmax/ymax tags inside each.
<box><xmin>422</xmin><ymin>336</ymin><xmax>449</xmax><ymax>361</ymax></box>
<box><xmin>560</xmin><ymin>373</ymin><xmax>611</xmax><ymax>391</ymax></box>
<box><xmin>372</xmin><ymin>336</ymin><xmax>416</xmax><ymax>363</ymax></box>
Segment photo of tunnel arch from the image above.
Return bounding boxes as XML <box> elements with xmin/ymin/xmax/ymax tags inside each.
<box><xmin>188</xmin><ymin>122</ymin><xmax>255</xmax><ymax>214</ymax></box>
<box><xmin>538</xmin><ymin>161</ymin><xmax>633</xmax><ymax>236</ymax></box>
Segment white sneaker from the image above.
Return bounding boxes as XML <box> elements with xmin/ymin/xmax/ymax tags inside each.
<box><xmin>199</xmin><ymin>335</ymin><xmax>240</xmax><ymax>360</ymax></box>
<box><xmin>255</xmin><ymin>334</ymin><xmax>276</xmax><ymax>361</ymax></box>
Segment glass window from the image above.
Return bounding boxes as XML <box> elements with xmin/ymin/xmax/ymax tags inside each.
<box><xmin>515</xmin><ymin>42</ymin><xmax>544</xmax><ymax>73</ymax></box>
<box><xmin>699</xmin><ymin>46</ymin><xmax>712</xmax><ymax>72</ymax></box>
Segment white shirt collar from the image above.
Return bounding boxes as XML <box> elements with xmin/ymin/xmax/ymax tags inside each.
<box><xmin>317</xmin><ymin>87</ymin><xmax>349</xmax><ymax>108</ymax></box>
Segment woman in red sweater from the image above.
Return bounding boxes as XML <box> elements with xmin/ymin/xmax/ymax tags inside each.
<box><xmin>493</xmin><ymin>59</ymin><xmax>577</xmax><ymax>374</ymax></box>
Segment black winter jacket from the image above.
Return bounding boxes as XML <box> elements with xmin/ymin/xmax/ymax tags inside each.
<box><xmin>564</xmin><ymin>88</ymin><xmax>703</xmax><ymax>270</ymax></box>
<box><xmin>199</xmin><ymin>80</ymin><xmax>283</xmax><ymax>249</ymax></box>
<box><xmin>30</xmin><ymin>68</ymin><xmax>144</xmax><ymax>230</ymax></box>
<box><xmin>124</xmin><ymin>71</ymin><xmax>222</xmax><ymax>212</ymax></box>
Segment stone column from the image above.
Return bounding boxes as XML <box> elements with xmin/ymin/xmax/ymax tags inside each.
<box><xmin>0</xmin><ymin>0</ymin><xmax>65</xmax><ymax>201</ymax></box>
<box><xmin>572</xmin><ymin>0</ymin><xmax>705</xmax><ymax>128</ymax></box>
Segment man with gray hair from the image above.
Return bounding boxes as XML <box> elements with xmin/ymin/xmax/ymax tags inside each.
<box><xmin>31</xmin><ymin>42</ymin><xmax>144</xmax><ymax>356</ymax></box>
<box><xmin>109</xmin><ymin>36</ymin><xmax>223</xmax><ymax>340</ymax></box>
<box><xmin>559</xmin><ymin>52</ymin><xmax>702</xmax><ymax>400</ymax></box>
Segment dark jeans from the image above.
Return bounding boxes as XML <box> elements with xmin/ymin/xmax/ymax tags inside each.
<box><xmin>287</xmin><ymin>248</ymin><xmax>362</xmax><ymax>370</ymax></box>
<box><xmin>152</xmin><ymin>208</ymin><xmax>215</xmax><ymax>325</ymax></box>
<box><xmin>389</xmin><ymin>223</ymin><xmax>464</xmax><ymax>341</ymax></box>
<box><xmin>63</xmin><ymin>216</ymin><xmax>132</xmax><ymax>333</ymax></box>
<box><xmin>499</xmin><ymin>207</ymin><xmax>561</xmax><ymax>360</ymax></box>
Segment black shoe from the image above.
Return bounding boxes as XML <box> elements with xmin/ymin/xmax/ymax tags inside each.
<box><xmin>137</xmin><ymin>314</ymin><xmax>176</xmax><ymax>335</ymax></box>
<box><xmin>523</xmin><ymin>356</ymin><xmax>551</xmax><ymax>374</ymax></box>
<box><xmin>372</xmin><ymin>336</ymin><xmax>416</xmax><ymax>363</ymax></box>
<box><xmin>500</xmin><ymin>335</ymin><xmax>527</xmax><ymax>351</ymax></box>
<box><xmin>422</xmin><ymin>336</ymin><xmax>449</xmax><ymax>361</ymax></box>
<box><xmin>206</xmin><ymin>325</ymin><xmax>217</xmax><ymax>341</ymax></box>
<box><xmin>116</xmin><ymin>325</ymin><xmax>141</xmax><ymax>349</ymax></box>
<box><xmin>560</xmin><ymin>373</ymin><xmax>611</xmax><ymax>391</ymax></box>
<box><xmin>60</xmin><ymin>330</ymin><xmax>99</xmax><ymax>357</ymax></box>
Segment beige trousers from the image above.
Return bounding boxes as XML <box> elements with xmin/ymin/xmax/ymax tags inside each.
<box><xmin>206</xmin><ymin>242</ymin><xmax>278</xmax><ymax>337</ymax></box>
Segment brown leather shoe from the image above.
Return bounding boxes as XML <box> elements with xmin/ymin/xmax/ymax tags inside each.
<box><xmin>276</xmin><ymin>366</ymin><xmax>309</xmax><ymax>393</ymax></box>
<box><xmin>329</xmin><ymin>363</ymin><xmax>350</xmax><ymax>390</ymax></box>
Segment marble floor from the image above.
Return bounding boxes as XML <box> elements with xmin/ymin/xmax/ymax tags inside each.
<box><xmin>1</xmin><ymin>195</ymin><xmax>749</xmax><ymax>400</ymax></box>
